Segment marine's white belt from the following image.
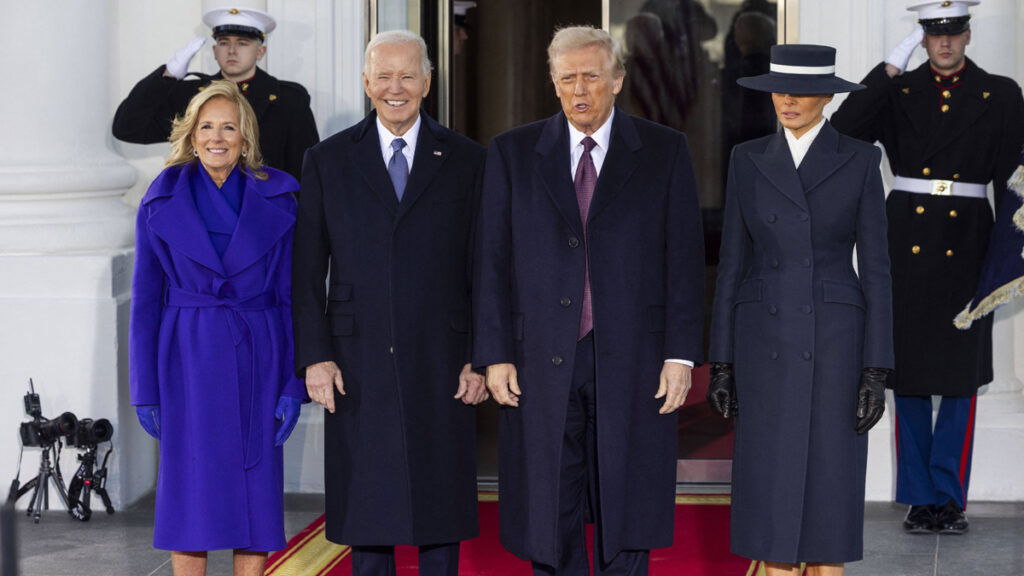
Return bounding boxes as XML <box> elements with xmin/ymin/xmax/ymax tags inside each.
<box><xmin>892</xmin><ymin>176</ymin><xmax>988</xmax><ymax>199</ymax></box>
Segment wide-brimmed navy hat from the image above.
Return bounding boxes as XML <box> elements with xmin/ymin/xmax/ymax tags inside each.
<box><xmin>737</xmin><ymin>44</ymin><xmax>864</xmax><ymax>95</ymax></box>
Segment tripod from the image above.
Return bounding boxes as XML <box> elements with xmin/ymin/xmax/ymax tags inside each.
<box><xmin>67</xmin><ymin>444</ymin><xmax>114</xmax><ymax>521</ymax></box>
<box><xmin>9</xmin><ymin>444</ymin><xmax>80</xmax><ymax>523</ymax></box>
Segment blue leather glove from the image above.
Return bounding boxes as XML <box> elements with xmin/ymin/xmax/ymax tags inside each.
<box><xmin>274</xmin><ymin>396</ymin><xmax>302</xmax><ymax>447</ymax></box>
<box><xmin>136</xmin><ymin>405</ymin><xmax>161</xmax><ymax>439</ymax></box>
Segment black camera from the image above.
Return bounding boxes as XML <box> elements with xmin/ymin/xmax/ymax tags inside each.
<box><xmin>19</xmin><ymin>412</ymin><xmax>77</xmax><ymax>448</ymax></box>
<box><xmin>71</xmin><ymin>419</ymin><xmax>113</xmax><ymax>447</ymax></box>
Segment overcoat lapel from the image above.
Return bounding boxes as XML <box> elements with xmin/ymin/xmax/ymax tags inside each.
<box><xmin>535</xmin><ymin>113</ymin><xmax>583</xmax><ymax>238</ymax></box>
<box><xmin>798</xmin><ymin>122</ymin><xmax>855</xmax><ymax>195</ymax></box>
<box><xmin>396</xmin><ymin>113</ymin><xmax>450</xmax><ymax>223</ymax></box>
<box><xmin>220</xmin><ymin>173</ymin><xmax>296</xmax><ymax>277</ymax></box>
<box><xmin>351</xmin><ymin>113</ymin><xmax>400</xmax><ymax>215</ymax></box>
<box><xmin>750</xmin><ymin>132</ymin><xmax>809</xmax><ymax>211</ymax></box>
<box><xmin>894</xmin><ymin>65</ymin><xmax>933</xmax><ymax>145</ymax></box>
<box><xmin>147</xmin><ymin>165</ymin><xmax>226</xmax><ymax>275</ymax></box>
<box><xmin>588</xmin><ymin>110</ymin><xmax>641</xmax><ymax>224</ymax></box>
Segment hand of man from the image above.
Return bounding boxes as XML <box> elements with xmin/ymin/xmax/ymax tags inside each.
<box><xmin>855</xmin><ymin>367</ymin><xmax>890</xmax><ymax>435</ymax></box>
<box><xmin>884</xmin><ymin>24</ymin><xmax>925</xmax><ymax>76</ymax></box>
<box><xmin>305</xmin><ymin>360</ymin><xmax>345</xmax><ymax>413</ymax></box>
<box><xmin>274</xmin><ymin>396</ymin><xmax>302</xmax><ymax>446</ymax></box>
<box><xmin>656</xmin><ymin>362</ymin><xmax>691</xmax><ymax>414</ymax></box>
<box><xmin>164</xmin><ymin>36</ymin><xmax>206</xmax><ymax>79</ymax></box>
<box><xmin>135</xmin><ymin>404</ymin><xmax>161</xmax><ymax>440</ymax></box>
<box><xmin>485</xmin><ymin>363</ymin><xmax>521</xmax><ymax>407</ymax></box>
<box><xmin>706</xmin><ymin>362</ymin><xmax>738</xmax><ymax>418</ymax></box>
<box><xmin>455</xmin><ymin>363</ymin><xmax>489</xmax><ymax>405</ymax></box>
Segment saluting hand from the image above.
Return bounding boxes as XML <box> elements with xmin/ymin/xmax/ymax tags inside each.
<box><xmin>656</xmin><ymin>362</ymin><xmax>692</xmax><ymax>414</ymax></box>
<box><xmin>164</xmin><ymin>36</ymin><xmax>207</xmax><ymax>80</ymax></box>
<box><xmin>486</xmin><ymin>363</ymin><xmax>521</xmax><ymax>407</ymax></box>
<box><xmin>455</xmin><ymin>363</ymin><xmax>489</xmax><ymax>405</ymax></box>
<box><xmin>305</xmin><ymin>360</ymin><xmax>345</xmax><ymax>413</ymax></box>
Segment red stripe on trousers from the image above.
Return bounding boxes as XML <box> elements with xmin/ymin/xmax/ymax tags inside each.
<box><xmin>958</xmin><ymin>394</ymin><xmax>977</xmax><ymax>506</ymax></box>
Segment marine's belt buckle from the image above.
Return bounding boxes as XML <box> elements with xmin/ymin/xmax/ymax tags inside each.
<box><xmin>931</xmin><ymin>179</ymin><xmax>954</xmax><ymax>196</ymax></box>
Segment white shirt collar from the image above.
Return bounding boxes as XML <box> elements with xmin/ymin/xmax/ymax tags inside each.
<box><xmin>783</xmin><ymin>117</ymin><xmax>826</xmax><ymax>169</ymax></box>
<box><xmin>568</xmin><ymin>109</ymin><xmax>615</xmax><ymax>178</ymax></box>
<box><xmin>376</xmin><ymin>114</ymin><xmax>421</xmax><ymax>169</ymax></box>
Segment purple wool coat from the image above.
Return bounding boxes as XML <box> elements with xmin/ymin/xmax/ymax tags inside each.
<box><xmin>130</xmin><ymin>162</ymin><xmax>305</xmax><ymax>551</ymax></box>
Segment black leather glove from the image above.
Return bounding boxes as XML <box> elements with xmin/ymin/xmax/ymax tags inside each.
<box><xmin>707</xmin><ymin>362</ymin><xmax>738</xmax><ymax>418</ymax></box>
<box><xmin>855</xmin><ymin>367</ymin><xmax>890</xmax><ymax>435</ymax></box>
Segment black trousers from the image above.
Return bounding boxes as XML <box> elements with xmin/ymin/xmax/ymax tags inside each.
<box><xmin>532</xmin><ymin>333</ymin><xmax>649</xmax><ymax>576</ymax></box>
<box><xmin>351</xmin><ymin>542</ymin><xmax>459</xmax><ymax>576</ymax></box>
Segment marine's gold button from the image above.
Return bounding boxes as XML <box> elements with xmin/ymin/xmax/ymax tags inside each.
<box><xmin>953</xmin><ymin>173</ymin><xmax>960</xmax><ymax>180</ymax></box>
<box><xmin>943</xmin><ymin>90</ymin><xmax>952</xmax><ymax>99</ymax></box>
<box><xmin>934</xmin><ymin>75</ymin><xmax>942</xmax><ymax>82</ymax></box>
<box><xmin>922</xmin><ymin>167</ymin><xmax>931</xmax><ymax>176</ymax></box>
<box><xmin>941</xmin><ymin>104</ymin><xmax>950</xmax><ymax>113</ymax></box>
<box><xmin>912</xmin><ymin>245</ymin><xmax>921</xmax><ymax>255</ymax></box>
<box><xmin>953</xmin><ymin>76</ymin><xmax>960</xmax><ymax>83</ymax></box>
<box><xmin>946</xmin><ymin>249</ymin><xmax>954</xmax><ymax>257</ymax></box>
<box><xmin>269</xmin><ymin>94</ymin><xmax>278</xmax><ymax>101</ymax></box>
<box><xmin>941</xmin><ymin>0</ymin><xmax>952</xmax><ymax>6</ymax></box>
<box><xmin>916</xmin><ymin>206</ymin><xmax>925</xmax><ymax>214</ymax></box>
<box><xmin>949</xmin><ymin>210</ymin><xmax>958</xmax><ymax>218</ymax></box>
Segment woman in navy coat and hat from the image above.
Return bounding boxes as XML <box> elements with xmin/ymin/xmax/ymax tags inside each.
<box><xmin>708</xmin><ymin>45</ymin><xmax>894</xmax><ymax>575</ymax></box>
<box><xmin>129</xmin><ymin>80</ymin><xmax>305</xmax><ymax>576</ymax></box>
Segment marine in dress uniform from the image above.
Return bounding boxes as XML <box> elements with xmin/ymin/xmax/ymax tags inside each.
<box><xmin>831</xmin><ymin>0</ymin><xmax>1024</xmax><ymax>534</ymax></box>
<box><xmin>112</xmin><ymin>7</ymin><xmax>319</xmax><ymax>180</ymax></box>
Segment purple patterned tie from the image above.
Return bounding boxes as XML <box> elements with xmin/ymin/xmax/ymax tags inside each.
<box><xmin>575</xmin><ymin>136</ymin><xmax>597</xmax><ymax>339</ymax></box>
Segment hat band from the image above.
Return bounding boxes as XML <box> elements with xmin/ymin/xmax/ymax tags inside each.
<box><xmin>770</xmin><ymin>63</ymin><xmax>836</xmax><ymax>75</ymax></box>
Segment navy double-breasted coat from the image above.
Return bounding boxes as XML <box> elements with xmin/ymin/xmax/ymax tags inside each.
<box><xmin>473</xmin><ymin>110</ymin><xmax>705</xmax><ymax>565</ymax></box>
<box><xmin>292</xmin><ymin>112</ymin><xmax>484</xmax><ymax>546</ymax></box>
<box><xmin>709</xmin><ymin>122</ymin><xmax>894</xmax><ymax>563</ymax></box>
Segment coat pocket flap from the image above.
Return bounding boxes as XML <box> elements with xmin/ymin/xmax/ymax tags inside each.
<box><xmin>822</xmin><ymin>281</ymin><xmax>866</xmax><ymax>309</ymax></box>
<box><xmin>450</xmin><ymin>310</ymin><xmax>471</xmax><ymax>334</ymax></box>
<box><xmin>328</xmin><ymin>284</ymin><xmax>353</xmax><ymax>302</ymax></box>
<box><xmin>734</xmin><ymin>280</ymin><xmax>763</xmax><ymax>305</ymax></box>
<box><xmin>330</xmin><ymin>314</ymin><xmax>355</xmax><ymax>336</ymax></box>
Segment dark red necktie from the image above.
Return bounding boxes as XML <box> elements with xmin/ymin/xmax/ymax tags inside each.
<box><xmin>575</xmin><ymin>137</ymin><xmax>597</xmax><ymax>339</ymax></box>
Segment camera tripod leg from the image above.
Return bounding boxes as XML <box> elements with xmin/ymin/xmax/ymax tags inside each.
<box><xmin>94</xmin><ymin>485</ymin><xmax>114</xmax><ymax>515</ymax></box>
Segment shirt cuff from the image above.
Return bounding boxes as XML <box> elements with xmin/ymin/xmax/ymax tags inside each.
<box><xmin>664</xmin><ymin>359</ymin><xmax>694</xmax><ymax>367</ymax></box>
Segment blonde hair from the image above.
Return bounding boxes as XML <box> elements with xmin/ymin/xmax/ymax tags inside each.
<box><xmin>166</xmin><ymin>80</ymin><xmax>267</xmax><ymax>180</ymax></box>
<box><xmin>548</xmin><ymin>26</ymin><xmax>626</xmax><ymax>78</ymax></box>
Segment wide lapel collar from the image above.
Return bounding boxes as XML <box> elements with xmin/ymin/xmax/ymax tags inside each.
<box><xmin>798</xmin><ymin>122</ymin><xmax>855</xmax><ymax>195</ymax></box>
<box><xmin>245</xmin><ymin>67</ymin><xmax>277</xmax><ymax>122</ymax></box>
<box><xmin>750</xmin><ymin>131</ymin><xmax>808</xmax><ymax>211</ymax></box>
<box><xmin>396</xmin><ymin>112</ymin><xmax>450</xmax><ymax>224</ymax></box>
<box><xmin>588</xmin><ymin>109</ymin><xmax>641</xmax><ymax>225</ymax></box>
<box><xmin>895</xmin><ymin>63</ymin><xmax>933</xmax><ymax>143</ymax></box>
<box><xmin>535</xmin><ymin>112</ymin><xmax>583</xmax><ymax>237</ymax></box>
<box><xmin>221</xmin><ymin>171</ymin><xmax>297</xmax><ymax>277</ymax></box>
<box><xmin>147</xmin><ymin>164</ymin><xmax>226</xmax><ymax>275</ymax></box>
<box><xmin>351</xmin><ymin>112</ymin><xmax>399</xmax><ymax>215</ymax></box>
<box><xmin>922</xmin><ymin>59</ymin><xmax>989</xmax><ymax>161</ymax></box>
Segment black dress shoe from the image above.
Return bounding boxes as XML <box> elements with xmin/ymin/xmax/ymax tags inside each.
<box><xmin>936</xmin><ymin>501</ymin><xmax>969</xmax><ymax>534</ymax></box>
<box><xmin>903</xmin><ymin>505</ymin><xmax>937</xmax><ymax>534</ymax></box>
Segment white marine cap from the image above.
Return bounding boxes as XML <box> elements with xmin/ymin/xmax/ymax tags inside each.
<box><xmin>906</xmin><ymin>0</ymin><xmax>979</xmax><ymax>20</ymax></box>
<box><xmin>202</xmin><ymin>7</ymin><xmax>276</xmax><ymax>41</ymax></box>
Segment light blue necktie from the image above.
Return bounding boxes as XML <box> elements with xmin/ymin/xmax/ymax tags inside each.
<box><xmin>388</xmin><ymin>138</ymin><xmax>409</xmax><ymax>201</ymax></box>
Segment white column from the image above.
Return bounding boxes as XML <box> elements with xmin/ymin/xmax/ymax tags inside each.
<box><xmin>0</xmin><ymin>0</ymin><xmax>147</xmax><ymax>510</ymax></box>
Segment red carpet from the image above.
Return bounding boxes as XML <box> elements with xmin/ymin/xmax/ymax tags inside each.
<box><xmin>265</xmin><ymin>494</ymin><xmax>760</xmax><ymax>575</ymax></box>
<box><xmin>678</xmin><ymin>364</ymin><xmax>735</xmax><ymax>460</ymax></box>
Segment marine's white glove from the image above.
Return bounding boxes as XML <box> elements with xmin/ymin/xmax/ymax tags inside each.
<box><xmin>885</xmin><ymin>24</ymin><xmax>925</xmax><ymax>75</ymax></box>
<box><xmin>164</xmin><ymin>37</ymin><xmax>207</xmax><ymax>80</ymax></box>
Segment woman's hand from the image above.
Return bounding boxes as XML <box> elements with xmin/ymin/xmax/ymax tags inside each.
<box><xmin>855</xmin><ymin>367</ymin><xmax>890</xmax><ymax>434</ymax></box>
<box><xmin>135</xmin><ymin>405</ymin><xmax>161</xmax><ymax>439</ymax></box>
<box><xmin>274</xmin><ymin>396</ymin><xmax>302</xmax><ymax>446</ymax></box>
<box><xmin>707</xmin><ymin>363</ymin><xmax>738</xmax><ymax>418</ymax></box>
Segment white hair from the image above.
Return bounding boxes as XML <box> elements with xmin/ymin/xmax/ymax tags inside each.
<box><xmin>548</xmin><ymin>26</ymin><xmax>626</xmax><ymax>77</ymax></box>
<box><xmin>364</xmin><ymin>29</ymin><xmax>433</xmax><ymax>77</ymax></box>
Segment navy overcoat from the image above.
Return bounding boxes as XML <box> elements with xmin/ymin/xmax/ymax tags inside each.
<box><xmin>473</xmin><ymin>110</ymin><xmax>705</xmax><ymax>565</ymax></box>
<box><xmin>130</xmin><ymin>163</ymin><xmax>305</xmax><ymax>551</ymax></box>
<box><xmin>292</xmin><ymin>112</ymin><xmax>484</xmax><ymax>546</ymax></box>
<box><xmin>709</xmin><ymin>122</ymin><xmax>894</xmax><ymax>563</ymax></box>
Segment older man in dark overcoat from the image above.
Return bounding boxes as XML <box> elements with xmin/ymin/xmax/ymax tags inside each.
<box><xmin>292</xmin><ymin>30</ymin><xmax>487</xmax><ymax>576</ymax></box>
<box><xmin>473</xmin><ymin>26</ymin><xmax>705</xmax><ymax>576</ymax></box>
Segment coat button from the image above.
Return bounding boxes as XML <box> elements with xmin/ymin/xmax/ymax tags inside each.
<box><xmin>801</xmin><ymin>258</ymin><xmax>811</xmax><ymax>267</ymax></box>
<box><xmin>915</xmin><ymin>205</ymin><xmax>925</xmax><ymax>214</ymax></box>
<box><xmin>941</xmin><ymin>104</ymin><xmax>950</xmax><ymax>113</ymax></box>
<box><xmin>568</xmin><ymin>237</ymin><xmax>580</xmax><ymax>248</ymax></box>
<box><xmin>552</xmin><ymin>355</ymin><xmax>564</xmax><ymax>366</ymax></box>
<box><xmin>769</xmin><ymin>305</ymin><xmax>778</xmax><ymax>315</ymax></box>
<box><xmin>388</xmin><ymin>346</ymin><xmax>394</xmax><ymax>354</ymax></box>
<box><xmin>802</xmin><ymin>351</ymin><xmax>812</xmax><ymax>360</ymax></box>
<box><xmin>801</xmin><ymin>305</ymin><xmax>812</xmax><ymax>314</ymax></box>
<box><xmin>797</xmin><ymin>213</ymin><xmax>808</xmax><ymax>222</ymax></box>
<box><xmin>770</xmin><ymin>259</ymin><xmax>779</xmax><ymax>268</ymax></box>
<box><xmin>942</xmin><ymin>90</ymin><xmax>952</xmax><ymax>99</ymax></box>
<box><xmin>946</xmin><ymin>249</ymin><xmax>954</xmax><ymax>257</ymax></box>
<box><xmin>949</xmin><ymin>210</ymin><xmax>958</xmax><ymax>218</ymax></box>
<box><xmin>922</xmin><ymin>167</ymin><xmax>931</xmax><ymax>176</ymax></box>
<box><xmin>953</xmin><ymin>173</ymin><xmax>960</xmax><ymax>180</ymax></box>
<box><xmin>770</xmin><ymin>352</ymin><xmax>779</xmax><ymax>360</ymax></box>
<box><xmin>911</xmin><ymin>245</ymin><xmax>921</xmax><ymax>254</ymax></box>
<box><xmin>560</xmin><ymin>297</ymin><xmax>572</xmax><ymax>307</ymax></box>
<box><xmin>767</xmin><ymin>214</ymin><xmax>777</xmax><ymax>223</ymax></box>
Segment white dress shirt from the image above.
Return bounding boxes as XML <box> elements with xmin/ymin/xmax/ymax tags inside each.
<box><xmin>783</xmin><ymin>117</ymin><xmax>826</xmax><ymax>169</ymax></box>
<box><xmin>377</xmin><ymin>115</ymin><xmax>421</xmax><ymax>170</ymax></box>
<box><xmin>565</xmin><ymin>111</ymin><xmax>693</xmax><ymax>369</ymax></box>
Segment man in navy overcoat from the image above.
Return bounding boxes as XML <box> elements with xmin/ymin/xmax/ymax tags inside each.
<box><xmin>291</xmin><ymin>31</ymin><xmax>487</xmax><ymax>576</ymax></box>
<box><xmin>473</xmin><ymin>26</ymin><xmax>705</xmax><ymax>576</ymax></box>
